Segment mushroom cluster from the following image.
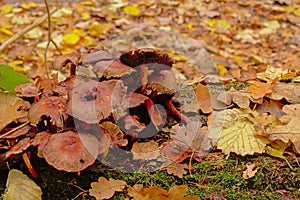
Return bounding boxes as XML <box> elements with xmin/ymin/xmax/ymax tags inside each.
<box><xmin>14</xmin><ymin>47</ymin><xmax>186</xmax><ymax>172</ymax></box>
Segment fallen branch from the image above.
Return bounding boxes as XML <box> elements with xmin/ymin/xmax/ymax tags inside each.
<box><xmin>0</xmin><ymin>7</ymin><xmax>57</xmax><ymax>53</ymax></box>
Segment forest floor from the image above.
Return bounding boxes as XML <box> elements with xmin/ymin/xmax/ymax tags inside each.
<box><xmin>0</xmin><ymin>0</ymin><xmax>300</xmax><ymax>199</ymax></box>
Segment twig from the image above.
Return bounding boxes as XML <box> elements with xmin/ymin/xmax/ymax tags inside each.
<box><xmin>0</xmin><ymin>121</ymin><xmax>30</xmax><ymax>139</ymax></box>
<box><xmin>0</xmin><ymin>8</ymin><xmax>57</xmax><ymax>53</ymax></box>
<box><xmin>43</xmin><ymin>0</ymin><xmax>62</xmax><ymax>77</ymax></box>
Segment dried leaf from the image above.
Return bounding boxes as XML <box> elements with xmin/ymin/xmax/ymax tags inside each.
<box><xmin>0</xmin><ymin>92</ymin><xmax>30</xmax><ymax>131</ymax></box>
<box><xmin>89</xmin><ymin>177</ymin><xmax>126</xmax><ymax>200</ymax></box>
<box><xmin>100</xmin><ymin>121</ymin><xmax>128</xmax><ymax>147</ymax></box>
<box><xmin>248</xmin><ymin>80</ymin><xmax>275</xmax><ymax>99</ymax></box>
<box><xmin>266</xmin><ymin>104</ymin><xmax>300</xmax><ymax>154</ymax></box>
<box><xmin>123</xmin><ymin>4</ymin><xmax>140</xmax><ymax>16</ymax></box>
<box><xmin>267</xmin><ymin>83</ymin><xmax>300</xmax><ymax>104</ymax></box>
<box><xmin>196</xmin><ymin>83</ymin><xmax>212</xmax><ymax>113</ymax></box>
<box><xmin>161</xmin><ymin>122</ymin><xmax>212</xmax><ymax>162</ymax></box>
<box><xmin>208</xmin><ymin>109</ymin><xmax>270</xmax><ymax>156</ymax></box>
<box><xmin>160</xmin><ymin>161</ymin><xmax>188</xmax><ymax>178</ymax></box>
<box><xmin>242</xmin><ymin>162</ymin><xmax>258</xmax><ymax>179</ymax></box>
<box><xmin>4</xmin><ymin>169</ymin><xmax>42</xmax><ymax>200</ymax></box>
<box><xmin>131</xmin><ymin>140</ymin><xmax>160</xmax><ymax>160</ymax></box>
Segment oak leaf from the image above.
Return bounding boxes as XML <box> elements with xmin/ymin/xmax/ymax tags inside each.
<box><xmin>242</xmin><ymin>162</ymin><xmax>258</xmax><ymax>179</ymax></box>
<box><xmin>248</xmin><ymin>80</ymin><xmax>275</xmax><ymax>100</ymax></box>
<box><xmin>131</xmin><ymin>140</ymin><xmax>160</xmax><ymax>160</ymax></box>
<box><xmin>89</xmin><ymin>177</ymin><xmax>126</xmax><ymax>200</ymax></box>
<box><xmin>160</xmin><ymin>161</ymin><xmax>188</xmax><ymax>178</ymax></box>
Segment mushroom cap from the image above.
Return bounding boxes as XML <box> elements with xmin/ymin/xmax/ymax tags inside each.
<box><xmin>28</xmin><ymin>96</ymin><xmax>67</xmax><ymax>127</ymax></box>
<box><xmin>66</xmin><ymin>79</ymin><xmax>118</xmax><ymax>124</ymax></box>
<box><xmin>42</xmin><ymin>131</ymin><xmax>99</xmax><ymax>172</ymax></box>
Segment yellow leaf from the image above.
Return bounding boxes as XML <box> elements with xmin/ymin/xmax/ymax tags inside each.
<box><xmin>72</xmin><ymin>29</ymin><xmax>85</xmax><ymax>37</ymax></box>
<box><xmin>187</xmin><ymin>23</ymin><xmax>193</xmax><ymax>30</ymax></box>
<box><xmin>209</xmin><ymin>108</ymin><xmax>270</xmax><ymax>156</ymax></box>
<box><xmin>9</xmin><ymin>60</ymin><xmax>23</xmax><ymax>68</ymax></box>
<box><xmin>0</xmin><ymin>4</ymin><xmax>13</xmax><ymax>14</ymax></box>
<box><xmin>218</xmin><ymin>19</ymin><xmax>231</xmax><ymax>29</ymax></box>
<box><xmin>89</xmin><ymin>21</ymin><xmax>103</xmax><ymax>36</ymax></box>
<box><xmin>206</xmin><ymin>19</ymin><xmax>216</xmax><ymax>27</ymax></box>
<box><xmin>63</xmin><ymin>33</ymin><xmax>80</xmax><ymax>45</ymax></box>
<box><xmin>81</xmin><ymin>12</ymin><xmax>90</xmax><ymax>20</ymax></box>
<box><xmin>124</xmin><ymin>4</ymin><xmax>140</xmax><ymax>16</ymax></box>
<box><xmin>0</xmin><ymin>27</ymin><xmax>13</xmax><ymax>36</ymax></box>
<box><xmin>293</xmin><ymin>9</ymin><xmax>300</xmax><ymax>16</ymax></box>
<box><xmin>216</xmin><ymin>63</ymin><xmax>227</xmax><ymax>77</ymax></box>
<box><xmin>25</xmin><ymin>27</ymin><xmax>43</xmax><ymax>39</ymax></box>
<box><xmin>21</xmin><ymin>2</ymin><xmax>37</xmax><ymax>9</ymax></box>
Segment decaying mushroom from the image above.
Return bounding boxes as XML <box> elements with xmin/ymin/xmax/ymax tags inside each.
<box><xmin>28</xmin><ymin>96</ymin><xmax>67</xmax><ymax>128</ymax></box>
<box><xmin>42</xmin><ymin>131</ymin><xmax>99</xmax><ymax>172</ymax></box>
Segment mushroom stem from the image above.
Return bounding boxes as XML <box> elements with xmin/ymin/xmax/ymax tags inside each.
<box><xmin>22</xmin><ymin>152</ymin><xmax>38</xmax><ymax>178</ymax></box>
<box><xmin>167</xmin><ymin>100</ymin><xmax>191</xmax><ymax>124</ymax></box>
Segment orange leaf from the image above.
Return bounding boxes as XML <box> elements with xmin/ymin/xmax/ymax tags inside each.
<box><xmin>196</xmin><ymin>83</ymin><xmax>212</xmax><ymax>113</ymax></box>
<box><xmin>248</xmin><ymin>80</ymin><xmax>275</xmax><ymax>99</ymax></box>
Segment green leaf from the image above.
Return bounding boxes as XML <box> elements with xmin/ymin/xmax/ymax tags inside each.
<box><xmin>4</xmin><ymin>169</ymin><xmax>42</xmax><ymax>200</ymax></box>
<box><xmin>0</xmin><ymin>65</ymin><xmax>30</xmax><ymax>93</ymax></box>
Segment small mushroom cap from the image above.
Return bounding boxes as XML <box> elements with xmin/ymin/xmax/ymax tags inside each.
<box><xmin>42</xmin><ymin>131</ymin><xmax>99</xmax><ymax>172</ymax></box>
<box><xmin>66</xmin><ymin>79</ymin><xmax>118</xmax><ymax>123</ymax></box>
<box><xmin>28</xmin><ymin>96</ymin><xmax>67</xmax><ymax>127</ymax></box>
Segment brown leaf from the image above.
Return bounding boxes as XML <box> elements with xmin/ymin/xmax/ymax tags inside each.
<box><xmin>100</xmin><ymin>121</ymin><xmax>128</xmax><ymax>147</ymax></box>
<box><xmin>168</xmin><ymin>185</ymin><xmax>199</xmax><ymax>200</ymax></box>
<box><xmin>28</xmin><ymin>96</ymin><xmax>67</xmax><ymax>127</ymax></box>
<box><xmin>89</xmin><ymin>177</ymin><xmax>126</xmax><ymax>200</ymax></box>
<box><xmin>131</xmin><ymin>140</ymin><xmax>160</xmax><ymax>160</ymax></box>
<box><xmin>242</xmin><ymin>162</ymin><xmax>258</xmax><ymax>179</ymax></box>
<box><xmin>255</xmin><ymin>99</ymin><xmax>285</xmax><ymax>118</ymax></box>
<box><xmin>15</xmin><ymin>83</ymin><xmax>39</xmax><ymax>98</ymax></box>
<box><xmin>53</xmin><ymin>52</ymin><xmax>80</xmax><ymax>70</ymax></box>
<box><xmin>196</xmin><ymin>83</ymin><xmax>212</xmax><ymax>113</ymax></box>
<box><xmin>161</xmin><ymin>122</ymin><xmax>212</xmax><ymax>162</ymax></box>
<box><xmin>267</xmin><ymin>83</ymin><xmax>300</xmax><ymax>104</ymax></box>
<box><xmin>248</xmin><ymin>80</ymin><xmax>275</xmax><ymax>99</ymax></box>
<box><xmin>160</xmin><ymin>161</ymin><xmax>188</xmax><ymax>178</ymax></box>
<box><xmin>0</xmin><ymin>92</ymin><xmax>30</xmax><ymax>131</ymax></box>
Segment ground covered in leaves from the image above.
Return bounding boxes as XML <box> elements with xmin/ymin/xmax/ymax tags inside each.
<box><xmin>0</xmin><ymin>0</ymin><xmax>300</xmax><ymax>199</ymax></box>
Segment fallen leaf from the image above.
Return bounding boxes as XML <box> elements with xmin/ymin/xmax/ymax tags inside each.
<box><xmin>0</xmin><ymin>65</ymin><xmax>30</xmax><ymax>93</ymax></box>
<box><xmin>267</xmin><ymin>83</ymin><xmax>300</xmax><ymax>104</ymax></box>
<box><xmin>208</xmin><ymin>108</ymin><xmax>270</xmax><ymax>156</ymax></box>
<box><xmin>242</xmin><ymin>162</ymin><xmax>258</xmax><ymax>179</ymax></box>
<box><xmin>160</xmin><ymin>161</ymin><xmax>188</xmax><ymax>178</ymax></box>
<box><xmin>63</xmin><ymin>32</ymin><xmax>80</xmax><ymax>45</ymax></box>
<box><xmin>0</xmin><ymin>92</ymin><xmax>30</xmax><ymax>131</ymax></box>
<box><xmin>266</xmin><ymin>104</ymin><xmax>300</xmax><ymax>154</ymax></box>
<box><xmin>196</xmin><ymin>83</ymin><xmax>212</xmax><ymax>113</ymax></box>
<box><xmin>161</xmin><ymin>122</ymin><xmax>212</xmax><ymax>162</ymax></box>
<box><xmin>123</xmin><ymin>4</ymin><xmax>140</xmax><ymax>16</ymax></box>
<box><xmin>131</xmin><ymin>140</ymin><xmax>160</xmax><ymax>160</ymax></box>
<box><xmin>4</xmin><ymin>169</ymin><xmax>42</xmax><ymax>200</ymax></box>
<box><xmin>100</xmin><ymin>121</ymin><xmax>128</xmax><ymax>147</ymax></box>
<box><xmin>89</xmin><ymin>177</ymin><xmax>126</xmax><ymax>200</ymax></box>
<box><xmin>248</xmin><ymin>80</ymin><xmax>275</xmax><ymax>99</ymax></box>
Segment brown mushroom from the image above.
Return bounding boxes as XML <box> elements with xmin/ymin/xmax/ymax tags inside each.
<box><xmin>42</xmin><ymin>131</ymin><xmax>99</xmax><ymax>172</ymax></box>
<box><xmin>66</xmin><ymin>79</ymin><xmax>118</xmax><ymax>124</ymax></box>
<box><xmin>28</xmin><ymin>96</ymin><xmax>67</xmax><ymax>127</ymax></box>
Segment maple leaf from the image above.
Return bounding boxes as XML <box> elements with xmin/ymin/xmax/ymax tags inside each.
<box><xmin>208</xmin><ymin>108</ymin><xmax>270</xmax><ymax>156</ymax></box>
<box><xmin>161</xmin><ymin>122</ymin><xmax>212</xmax><ymax>162</ymax></box>
<box><xmin>89</xmin><ymin>177</ymin><xmax>126</xmax><ymax>200</ymax></box>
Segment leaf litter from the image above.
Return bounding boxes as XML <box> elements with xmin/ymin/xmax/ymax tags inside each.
<box><xmin>0</xmin><ymin>0</ymin><xmax>300</xmax><ymax>199</ymax></box>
